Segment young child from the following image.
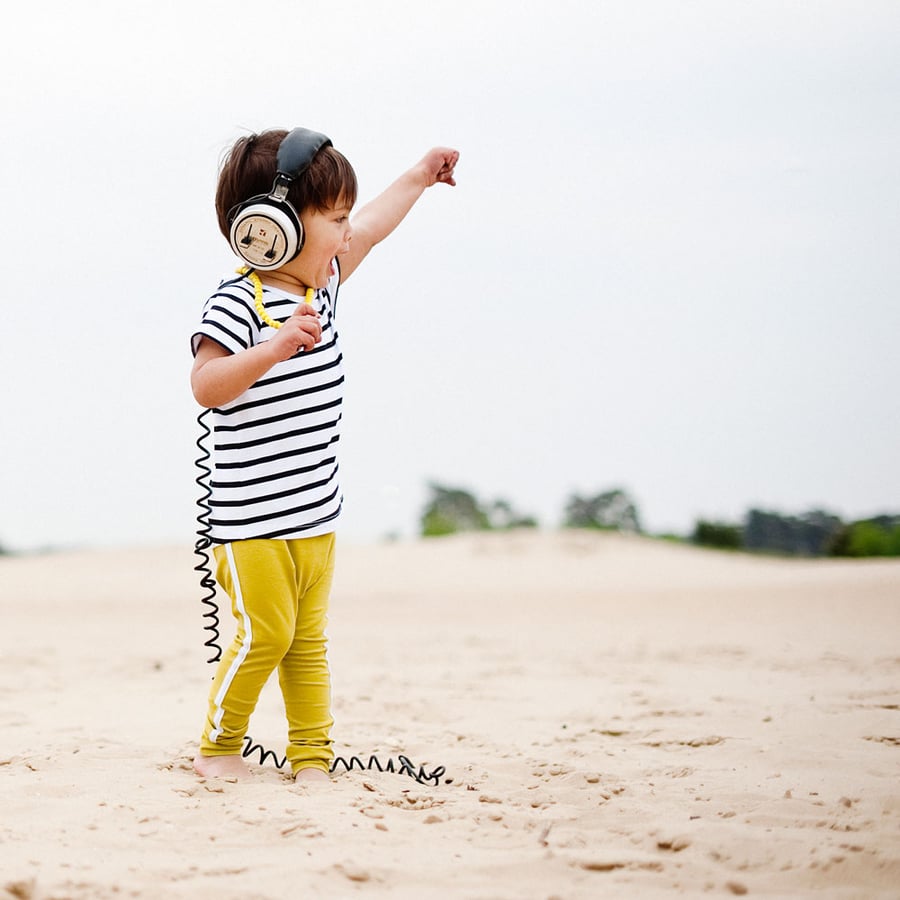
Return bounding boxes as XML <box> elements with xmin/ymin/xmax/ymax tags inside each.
<box><xmin>191</xmin><ymin>127</ymin><xmax>458</xmax><ymax>782</ymax></box>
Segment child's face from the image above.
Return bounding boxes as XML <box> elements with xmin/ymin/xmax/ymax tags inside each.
<box><xmin>295</xmin><ymin>202</ymin><xmax>354</xmax><ymax>288</ymax></box>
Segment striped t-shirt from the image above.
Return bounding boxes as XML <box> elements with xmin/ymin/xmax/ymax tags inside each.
<box><xmin>192</xmin><ymin>267</ymin><xmax>344</xmax><ymax>543</ymax></box>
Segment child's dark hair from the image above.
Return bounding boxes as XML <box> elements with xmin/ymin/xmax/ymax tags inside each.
<box><xmin>215</xmin><ymin>129</ymin><xmax>358</xmax><ymax>241</ymax></box>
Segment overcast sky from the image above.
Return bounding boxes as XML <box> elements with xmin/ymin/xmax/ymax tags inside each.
<box><xmin>1</xmin><ymin>0</ymin><xmax>898</xmax><ymax>551</ymax></box>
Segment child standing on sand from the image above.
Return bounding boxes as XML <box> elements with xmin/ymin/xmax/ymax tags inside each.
<box><xmin>191</xmin><ymin>126</ymin><xmax>458</xmax><ymax>782</ymax></box>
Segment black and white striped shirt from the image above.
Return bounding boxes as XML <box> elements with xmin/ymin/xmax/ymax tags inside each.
<box><xmin>192</xmin><ymin>268</ymin><xmax>344</xmax><ymax>543</ymax></box>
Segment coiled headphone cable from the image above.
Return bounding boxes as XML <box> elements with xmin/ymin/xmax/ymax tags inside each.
<box><xmin>194</xmin><ymin>409</ymin><xmax>222</xmax><ymax>663</ymax></box>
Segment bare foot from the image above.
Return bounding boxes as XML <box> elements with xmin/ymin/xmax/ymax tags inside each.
<box><xmin>193</xmin><ymin>753</ymin><xmax>251</xmax><ymax>779</ymax></box>
<box><xmin>294</xmin><ymin>767</ymin><xmax>331</xmax><ymax>786</ymax></box>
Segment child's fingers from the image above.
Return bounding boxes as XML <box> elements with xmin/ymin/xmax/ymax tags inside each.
<box><xmin>437</xmin><ymin>153</ymin><xmax>458</xmax><ymax>185</ymax></box>
<box><xmin>270</xmin><ymin>315</ymin><xmax>322</xmax><ymax>358</ymax></box>
<box><xmin>288</xmin><ymin>316</ymin><xmax>322</xmax><ymax>345</ymax></box>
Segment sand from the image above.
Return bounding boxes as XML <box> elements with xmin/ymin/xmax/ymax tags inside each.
<box><xmin>1</xmin><ymin>530</ymin><xmax>898</xmax><ymax>899</ymax></box>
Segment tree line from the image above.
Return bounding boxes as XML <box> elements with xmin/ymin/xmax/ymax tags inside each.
<box><xmin>420</xmin><ymin>482</ymin><xmax>900</xmax><ymax>558</ymax></box>
<box><xmin>692</xmin><ymin>509</ymin><xmax>900</xmax><ymax>558</ymax></box>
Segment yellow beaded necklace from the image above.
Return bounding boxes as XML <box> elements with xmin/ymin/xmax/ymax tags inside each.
<box><xmin>238</xmin><ymin>266</ymin><xmax>315</xmax><ymax>330</ymax></box>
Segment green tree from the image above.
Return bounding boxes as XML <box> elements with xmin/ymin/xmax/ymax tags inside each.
<box><xmin>829</xmin><ymin>516</ymin><xmax>900</xmax><ymax>557</ymax></box>
<box><xmin>420</xmin><ymin>483</ymin><xmax>491</xmax><ymax>536</ymax></box>
<box><xmin>420</xmin><ymin>483</ymin><xmax>539</xmax><ymax>536</ymax></box>
<box><xmin>563</xmin><ymin>488</ymin><xmax>641</xmax><ymax>533</ymax></box>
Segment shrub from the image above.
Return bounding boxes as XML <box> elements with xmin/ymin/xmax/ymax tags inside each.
<box><xmin>692</xmin><ymin>520</ymin><xmax>742</xmax><ymax>550</ymax></box>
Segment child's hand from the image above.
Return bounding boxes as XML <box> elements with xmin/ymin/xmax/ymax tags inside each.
<box><xmin>268</xmin><ymin>303</ymin><xmax>322</xmax><ymax>359</ymax></box>
<box><xmin>418</xmin><ymin>148</ymin><xmax>459</xmax><ymax>188</ymax></box>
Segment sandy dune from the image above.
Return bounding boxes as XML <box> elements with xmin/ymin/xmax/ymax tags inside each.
<box><xmin>1</xmin><ymin>531</ymin><xmax>898</xmax><ymax>898</ymax></box>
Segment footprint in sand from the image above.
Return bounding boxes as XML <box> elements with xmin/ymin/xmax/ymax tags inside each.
<box><xmin>334</xmin><ymin>862</ymin><xmax>371</xmax><ymax>883</ymax></box>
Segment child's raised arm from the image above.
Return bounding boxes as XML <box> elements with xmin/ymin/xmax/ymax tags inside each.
<box><xmin>339</xmin><ymin>147</ymin><xmax>459</xmax><ymax>282</ymax></box>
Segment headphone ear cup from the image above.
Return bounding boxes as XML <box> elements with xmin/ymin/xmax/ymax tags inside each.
<box><xmin>228</xmin><ymin>197</ymin><xmax>304</xmax><ymax>270</ymax></box>
<box><xmin>226</xmin><ymin>127</ymin><xmax>329</xmax><ymax>269</ymax></box>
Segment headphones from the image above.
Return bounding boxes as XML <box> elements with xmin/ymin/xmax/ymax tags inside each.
<box><xmin>228</xmin><ymin>127</ymin><xmax>332</xmax><ymax>270</ymax></box>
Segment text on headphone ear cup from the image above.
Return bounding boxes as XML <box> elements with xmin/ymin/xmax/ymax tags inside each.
<box><xmin>229</xmin><ymin>198</ymin><xmax>303</xmax><ymax>270</ymax></box>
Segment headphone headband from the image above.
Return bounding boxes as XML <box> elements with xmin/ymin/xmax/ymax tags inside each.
<box><xmin>276</xmin><ymin>127</ymin><xmax>332</xmax><ymax>179</ymax></box>
<box><xmin>228</xmin><ymin>127</ymin><xmax>332</xmax><ymax>270</ymax></box>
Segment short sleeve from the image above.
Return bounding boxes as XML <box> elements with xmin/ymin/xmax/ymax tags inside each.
<box><xmin>191</xmin><ymin>276</ymin><xmax>258</xmax><ymax>356</ymax></box>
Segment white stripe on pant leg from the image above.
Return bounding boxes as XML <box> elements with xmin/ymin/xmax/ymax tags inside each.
<box><xmin>208</xmin><ymin>542</ymin><xmax>253</xmax><ymax>744</ymax></box>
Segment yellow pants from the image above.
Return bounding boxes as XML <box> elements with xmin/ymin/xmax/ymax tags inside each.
<box><xmin>199</xmin><ymin>534</ymin><xmax>335</xmax><ymax>775</ymax></box>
